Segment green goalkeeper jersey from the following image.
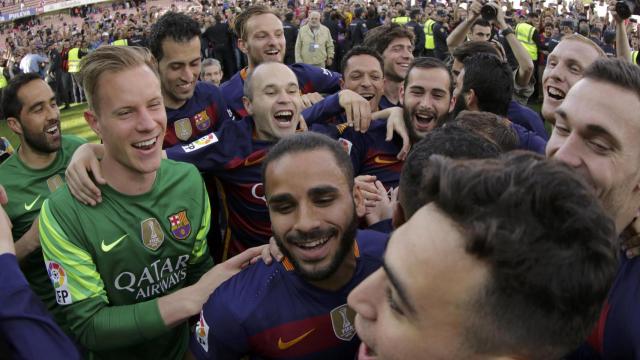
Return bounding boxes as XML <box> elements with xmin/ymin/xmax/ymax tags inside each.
<box><xmin>0</xmin><ymin>135</ymin><xmax>85</xmax><ymax>316</ymax></box>
<box><xmin>39</xmin><ymin>159</ymin><xmax>214</xmax><ymax>360</ymax></box>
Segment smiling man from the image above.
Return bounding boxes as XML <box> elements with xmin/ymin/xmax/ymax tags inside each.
<box><xmin>38</xmin><ymin>46</ymin><xmax>215</xmax><ymax>359</ymax></box>
<box><xmin>0</xmin><ymin>73</ymin><xmax>86</xmax><ymax>320</ymax></box>
<box><xmin>348</xmin><ymin>152</ymin><xmax>617</xmax><ymax>360</ymax></box>
<box><xmin>363</xmin><ymin>23</ymin><xmax>415</xmax><ymax>109</ymax></box>
<box><xmin>220</xmin><ymin>5</ymin><xmax>342</xmax><ymax>119</ymax></box>
<box><xmin>191</xmin><ymin>132</ymin><xmax>388</xmax><ymax>360</ymax></box>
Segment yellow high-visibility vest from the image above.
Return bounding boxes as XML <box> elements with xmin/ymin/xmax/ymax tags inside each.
<box><xmin>0</xmin><ymin>67</ymin><xmax>7</xmax><ymax>88</ymax></box>
<box><xmin>68</xmin><ymin>48</ymin><xmax>81</xmax><ymax>73</ymax></box>
<box><xmin>515</xmin><ymin>23</ymin><xmax>538</xmax><ymax>61</ymax></box>
<box><xmin>424</xmin><ymin>19</ymin><xmax>435</xmax><ymax>50</ymax></box>
<box><xmin>632</xmin><ymin>50</ymin><xmax>639</xmax><ymax>65</ymax></box>
<box><xmin>392</xmin><ymin>16</ymin><xmax>409</xmax><ymax>25</ymax></box>
<box><xmin>111</xmin><ymin>39</ymin><xmax>128</xmax><ymax>46</ymax></box>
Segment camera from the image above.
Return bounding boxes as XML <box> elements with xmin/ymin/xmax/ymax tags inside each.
<box><xmin>615</xmin><ymin>0</ymin><xmax>639</xmax><ymax>19</ymax></box>
<box><xmin>481</xmin><ymin>2</ymin><xmax>497</xmax><ymax>21</ymax></box>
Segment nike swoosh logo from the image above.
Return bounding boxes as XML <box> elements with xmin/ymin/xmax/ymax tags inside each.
<box><xmin>101</xmin><ymin>235</ymin><xmax>128</xmax><ymax>252</ymax></box>
<box><xmin>277</xmin><ymin>328</ymin><xmax>315</xmax><ymax>350</ymax></box>
<box><xmin>373</xmin><ymin>155</ymin><xmax>399</xmax><ymax>165</ymax></box>
<box><xmin>24</xmin><ymin>195</ymin><xmax>42</xmax><ymax>211</ymax></box>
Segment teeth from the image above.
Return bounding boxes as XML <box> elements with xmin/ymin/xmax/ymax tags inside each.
<box><xmin>361</xmin><ymin>94</ymin><xmax>375</xmax><ymax>100</ymax></box>
<box><xmin>415</xmin><ymin>114</ymin><xmax>434</xmax><ymax>123</ymax></box>
<box><xmin>45</xmin><ymin>124</ymin><xmax>59</xmax><ymax>134</ymax></box>
<box><xmin>297</xmin><ymin>236</ymin><xmax>329</xmax><ymax>249</ymax></box>
<box><xmin>275</xmin><ymin>110</ymin><xmax>293</xmax><ymax>116</ymax></box>
<box><xmin>547</xmin><ymin>86</ymin><xmax>565</xmax><ymax>98</ymax></box>
<box><xmin>266</xmin><ymin>49</ymin><xmax>279</xmax><ymax>55</ymax></box>
<box><xmin>133</xmin><ymin>138</ymin><xmax>156</xmax><ymax>148</ymax></box>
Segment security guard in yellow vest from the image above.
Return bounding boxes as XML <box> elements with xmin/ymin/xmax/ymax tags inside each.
<box><xmin>632</xmin><ymin>50</ymin><xmax>639</xmax><ymax>65</ymax></box>
<box><xmin>111</xmin><ymin>39</ymin><xmax>128</xmax><ymax>46</ymax></box>
<box><xmin>424</xmin><ymin>18</ymin><xmax>436</xmax><ymax>57</ymax></box>
<box><xmin>392</xmin><ymin>9</ymin><xmax>410</xmax><ymax>25</ymax></box>
<box><xmin>0</xmin><ymin>67</ymin><xmax>7</xmax><ymax>89</ymax></box>
<box><xmin>67</xmin><ymin>47</ymin><xmax>81</xmax><ymax>73</ymax></box>
<box><xmin>515</xmin><ymin>14</ymin><xmax>538</xmax><ymax>61</ymax></box>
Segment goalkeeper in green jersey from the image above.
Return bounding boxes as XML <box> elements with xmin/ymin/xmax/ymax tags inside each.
<box><xmin>37</xmin><ymin>46</ymin><xmax>252</xmax><ymax>359</ymax></box>
<box><xmin>0</xmin><ymin>73</ymin><xmax>86</xmax><ymax>319</ymax></box>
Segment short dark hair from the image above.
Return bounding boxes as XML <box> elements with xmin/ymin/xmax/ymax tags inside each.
<box><xmin>447</xmin><ymin>110</ymin><xmax>518</xmax><ymax>151</ymax></box>
<box><xmin>1</xmin><ymin>72</ymin><xmax>43</xmax><ymax>121</ymax></box>
<box><xmin>451</xmin><ymin>40</ymin><xmax>500</xmax><ymax>63</ymax></box>
<box><xmin>149</xmin><ymin>12</ymin><xmax>201</xmax><ymax>62</ymax></box>
<box><xmin>404</xmin><ymin>57</ymin><xmax>453</xmax><ymax>96</ymax></box>
<box><xmin>399</xmin><ymin>126</ymin><xmax>501</xmax><ymax>218</ymax></box>
<box><xmin>341</xmin><ymin>46</ymin><xmax>384</xmax><ymax>75</ymax></box>
<box><xmin>262</xmin><ymin>132</ymin><xmax>355</xmax><ymax>191</ymax></box>
<box><xmin>461</xmin><ymin>53</ymin><xmax>513</xmax><ymax>116</ymax></box>
<box><xmin>470</xmin><ymin>18</ymin><xmax>491</xmax><ymax>31</ymax></box>
<box><xmin>420</xmin><ymin>152</ymin><xmax>617</xmax><ymax>359</ymax></box>
<box><xmin>584</xmin><ymin>57</ymin><xmax>640</xmax><ymax>100</ymax></box>
<box><xmin>362</xmin><ymin>23</ymin><xmax>415</xmax><ymax>55</ymax></box>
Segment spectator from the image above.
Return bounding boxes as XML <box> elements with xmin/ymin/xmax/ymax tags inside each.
<box><xmin>295</xmin><ymin>10</ymin><xmax>334</xmax><ymax>68</ymax></box>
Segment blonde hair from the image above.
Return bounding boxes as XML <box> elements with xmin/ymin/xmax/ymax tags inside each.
<box><xmin>561</xmin><ymin>34</ymin><xmax>607</xmax><ymax>58</ymax></box>
<box><xmin>79</xmin><ymin>46</ymin><xmax>159</xmax><ymax>112</ymax></box>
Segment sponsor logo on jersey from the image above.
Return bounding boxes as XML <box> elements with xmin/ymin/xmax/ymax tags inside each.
<box><xmin>174</xmin><ymin>118</ymin><xmax>193</xmax><ymax>141</ymax></box>
<box><xmin>114</xmin><ymin>255</ymin><xmax>190</xmax><ymax>300</ymax></box>
<box><xmin>373</xmin><ymin>155</ymin><xmax>400</xmax><ymax>165</ymax></box>
<box><xmin>330</xmin><ymin>304</ymin><xmax>357</xmax><ymax>341</ymax></box>
<box><xmin>277</xmin><ymin>328</ymin><xmax>315</xmax><ymax>350</ymax></box>
<box><xmin>195</xmin><ymin>310</ymin><xmax>210</xmax><ymax>352</ymax></box>
<box><xmin>47</xmin><ymin>174</ymin><xmax>64</xmax><ymax>192</ymax></box>
<box><xmin>168</xmin><ymin>210</ymin><xmax>191</xmax><ymax>240</ymax></box>
<box><xmin>141</xmin><ymin>218</ymin><xmax>165</xmax><ymax>251</ymax></box>
<box><xmin>24</xmin><ymin>194</ymin><xmax>41</xmax><ymax>211</ymax></box>
<box><xmin>46</xmin><ymin>261</ymin><xmax>72</xmax><ymax>305</ymax></box>
<box><xmin>251</xmin><ymin>183</ymin><xmax>266</xmax><ymax>202</ymax></box>
<box><xmin>181</xmin><ymin>133</ymin><xmax>219</xmax><ymax>153</ymax></box>
<box><xmin>338</xmin><ymin>138</ymin><xmax>353</xmax><ymax>155</ymax></box>
<box><xmin>101</xmin><ymin>234</ymin><xmax>128</xmax><ymax>252</ymax></box>
<box><xmin>194</xmin><ymin>110</ymin><xmax>211</xmax><ymax>131</ymax></box>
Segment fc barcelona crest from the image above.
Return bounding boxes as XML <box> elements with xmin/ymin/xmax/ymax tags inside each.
<box><xmin>194</xmin><ymin>110</ymin><xmax>211</xmax><ymax>131</ymax></box>
<box><xmin>168</xmin><ymin>210</ymin><xmax>191</xmax><ymax>240</ymax></box>
<box><xmin>330</xmin><ymin>304</ymin><xmax>357</xmax><ymax>341</ymax></box>
<box><xmin>174</xmin><ymin>118</ymin><xmax>193</xmax><ymax>141</ymax></box>
<box><xmin>141</xmin><ymin>218</ymin><xmax>165</xmax><ymax>250</ymax></box>
<box><xmin>47</xmin><ymin>174</ymin><xmax>64</xmax><ymax>192</ymax></box>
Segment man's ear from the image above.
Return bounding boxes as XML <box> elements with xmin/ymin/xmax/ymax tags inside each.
<box><xmin>84</xmin><ymin>111</ymin><xmax>101</xmax><ymax>138</ymax></box>
<box><xmin>242</xmin><ymin>96</ymin><xmax>253</xmax><ymax>116</ymax></box>
<box><xmin>340</xmin><ymin>78</ymin><xmax>345</xmax><ymax>90</ymax></box>
<box><xmin>399</xmin><ymin>85</ymin><xmax>405</xmax><ymax>106</ymax></box>
<box><xmin>465</xmin><ymin>88</ymin><xmax>478</xmax><ymax>111</ymax></box>
<box><xmin>6</xmin><ymin>117</ymin><xmax>23</xmax><ymax>136</ymax></box>
<box><xmin>391</xmin><ymin>202</ymin><xmax>406</xmax><ymax>229</ymax></box>
<box><xmin>448</xmin><ymin>93</ymin><xmax>455</xmax><ymax>113</ymax></box>
<box><xmin>353</xmin><ymin>184</ymin><xmax>366</xmax><ymax>218</ymax></box>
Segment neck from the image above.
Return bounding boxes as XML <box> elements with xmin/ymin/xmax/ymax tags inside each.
<box><xmin>309</xmin><ymin>252</ymin><xmax>357</xmax><ymax>291</ymax></box>
<box><xmin>162</xmin><ymin>93</ymin><xmax>186</xmax><ymax>110</ymax></box>
<box><xmin>384</xmin><ymin>80</ymin><xmax>403</xmax><ymax>104</ymax></box>
<box><xmin>100</xmin><ymin>156</ymin><xmax>157</xmax><ymax>196</ymax></box>
<box><xmin>18</xmin><ymin>143</ymin><xmax>57</xmax><ymax>169</ymax></box>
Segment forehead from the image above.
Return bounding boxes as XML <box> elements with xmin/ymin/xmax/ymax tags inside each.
<box><xmin>472</xmin><ymin>24</ymin><xmax>491</xmax><ymax>33</ymax></box>
<box><xmin>265</xmin><ymin>149</ymin><xmax>349</xmax><ymax>194</ymax></box>
<box><xmin>385</xmin><ymin>37</ymin><xmax>413</xmax><ymax>52</ymax></box>
<box><xmin>95</xmin><ymin>66</ymin><xmax>162</xmax><ymax>113</ymax></box>
<box><xmin>160</xmin><ymin>36</ymin><xmax>200</xmax><ymax>62</ymax></box>
<box><xmin>203</xmin><ymin>63</ymin><xmax>221</xmax><ymax>71</ymax></box>
<box><xmin>18</xmin><ymin>79</ymin><xmax>54</xmax><ymax>107</ymax></box>
<box><xmin>253</xmin><ymin>64</ymin><xmax>298</xmax><ymax>88</ymax></box>
<box><xmin>388</xmin><ymin>204</ymin><xmax>488</xmax><ymax>315</ymax></box>
<box><xmin>550</xmin><ymin>40</ymin><xmax>600</xmax><ymax>66</ymax></box>
<box><xmin>246</xmin><ymin>13</ymin><xmax>283</xmax><ymax>35</ymax></box>
<box><xmin>407</xmin><ymin>67</ymin><xmax>451</xmax><ymax>93</ymax></box>
<box><xmin>559</xmin><ymin>78</ymin><xmax>640</xmax><ymax>146</ymax></box>
<box><xmin>345</xmin><ymin>54</ymin><xmax>382</xmax><ymax>74</ymax></box>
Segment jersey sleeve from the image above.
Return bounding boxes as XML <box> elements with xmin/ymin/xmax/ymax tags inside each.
<box><xmin>301</xmin><ymin>93</ymin><xmax>344</xmax><ymax>127</ymax></box>
<box><xmin>165</xmin><ymin>122</ymin><xmax>252</xmax><ymax>173</ymax></box>
<box><xmin>39</xmin><ymin>199</ymin><xmax>169</xmax><ymax>351</ymax></box>
<box><xmin>293</xmin><ymin>63</ymin><xmax>341</xmax><ymax>95</ymax></box>
<box><xmin>190</xmin><ymin>291</ymin><xmax>250</xmax><ymax>360</ymax></box>
<box><xmin>186</xmin><ymin>183</ymin><xmax>215</xmax><ymax>286</ymax></box>
<box><xmin>0</xmin><ymin>253</ymin><xmax>81</xmax><ymax>360</ymax></box>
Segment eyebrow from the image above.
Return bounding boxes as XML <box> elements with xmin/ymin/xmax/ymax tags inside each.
<box><xmin>383</xmin><ymin>259</ymin><xmax>418</xmax><ymax>316</ymax></box>
<box><xmin>308</xmin><ymin>185</ymin><xmax>339</xmax><ymax>198</ymax></box>
<box><xmin>555</xmin><ymin>109</ymin><xmax>621</xmax><ymax>150</ymax></box>
<box><xmin>267</xmin><ymin>193</ymin><xmax>293</xmax><ymax>204</ymax></box>
<box><xmin>28</xmin><ymin>96</ymin><xmax>54</xmax><ymax>112</ymax></box>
